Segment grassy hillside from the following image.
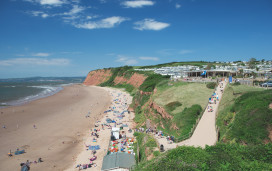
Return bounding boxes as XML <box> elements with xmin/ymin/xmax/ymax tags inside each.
<box><xmin>216</xmin><ymin>84</ymin><xmax>271</xmax><ymax>144</ymax></box>
<box><xmin>134</xmin><ymin>143</ymin><xmax>272</xmax><ymax>170</ymax></box>
<box><xmin>138</xmin><ymin>61</ymin><xmax>217</xmax><ymax>69</ymax></box>
<box><xmin>153</xmin><ymin>82</ymin><xmax>213</xmax><ymax>114</ymax></box>
<box><xmin>134</xmin><ymin>85</ymin><xmax>272</xmax><ymax>170</ymax></box>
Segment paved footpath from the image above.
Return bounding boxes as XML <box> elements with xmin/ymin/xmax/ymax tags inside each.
<box><xmin>155</xmin><ymin>81</ymin><xmax>227</xmax><ymax>150</ymax></box>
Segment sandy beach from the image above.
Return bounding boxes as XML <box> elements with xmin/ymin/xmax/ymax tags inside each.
<box><xmin>66</xmin><ymin>87</ymin><xmax>135</xmax><ymax>171</ymax></box>
<box><xmin>0</xmin><ymin>84</ymin><xmax>111</xmax><ymax>171</ymax></box>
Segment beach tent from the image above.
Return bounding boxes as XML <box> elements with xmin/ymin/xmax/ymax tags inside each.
<box><xmin>101</xmin><ymin>153</ymin><xmax>136</xmax><ymax>171</ymax></box>
<box><xmin>112</xmin><ymin>127</ymin><xmax>120</xmax><ymax>140</ymax></box>
<box><xmin>106</xmin><ymin>118</ymin><xmax>112</xmax><ymax>123</ymax></box>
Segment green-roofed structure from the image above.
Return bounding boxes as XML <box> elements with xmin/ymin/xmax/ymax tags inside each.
<box><xmin>101</xmin><ymin>153</ymin><xmax>136</xmax><ymax>171</ymax></box>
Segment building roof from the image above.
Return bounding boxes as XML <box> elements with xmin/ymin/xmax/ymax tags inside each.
<box><xmin>101</xmin><ymin>153</ymin><xmax>136</xmax><ymax>171</ymax></box>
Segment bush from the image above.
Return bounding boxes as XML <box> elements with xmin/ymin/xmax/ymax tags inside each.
<box><xmin>174</xmin><ymin>104</ymin><xmax>202</xmax><ymax>141</ymax></box>
<box><xmin>153</xmin><ymin>151</ymin><xmax>160</xmax><ymax>157</ymax></box>
<box><xmin>232</xmin><ymin>82</ymin><xmax>241</xmax><ymax>86</ymax></box>
<box><xmin>114</xmin><ymin>84</ymin><xmax>135</xmax><ymax>94</ymax></box>
<box><xmin>139</xmin><ymin>74</ymin><xmax>168</xmax><ymax>92</ymax></box>
<box><xmin>134</xmin><ymin>143</ymin><xmax>272</xmax><ymax>171</ymax></box>
<box><xmin>225</xmin><ymin>90</ymin><xmax>272</xmax><ymax>145</ymax></box>
<box><xmin>165</xmin><ymin>101</ymin><xmax>182</xmax><ymax>111</ymax></box>
<box><xmin>206</xmin><ymin>82</ymin><xmax>217</xmax><ymax>89</ymax></box>
<box><xmin>146</xmin><ymin>136</ymin><xmax>157</xmax><ymax>148</ymax></box>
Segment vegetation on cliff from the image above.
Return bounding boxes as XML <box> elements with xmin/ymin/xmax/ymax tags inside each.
<box><xmin>84</xmin><ymin>65</ymin><xmax>272</xmax><ymax>170</ymax></box>
<box><xmin>138</xmin><ymin>61</ymin><xmax>214</xmax><ymax>69</ymax></box>
<box><xmin>217</xmin><ymin>85</ymin><xmax>272</xmax><ymax>145</ymax></box>
<box><xmin>134</xmin><ymin>143</ymin><xmax>272</xmax><ymax>170</ymax></box>
<box><xmin>133</xmin><ymin>85</ymin><xmax>272</xmax><ymax>170</ymax></box>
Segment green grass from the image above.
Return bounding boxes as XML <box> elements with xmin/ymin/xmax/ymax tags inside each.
<box><xmin>226</xmin><ymin>90</ymin><xmax>272</xmax><ymax>145</ymax></box>
<box><xmin>174</xmin><ymin>104</ymin><xmax>202</xmax><ymax>141</ymax></box>
<box><xmin>100</xmin><ymin>66</ymin><xmax>133</xmax><ymax>87</ymax></box>
<box><xmin>134</xmin><ymin>132</ymin><xmax>158</xmax><ymax>163</ymax></box>
<box><xmin>231</xmin><ymin>84</ymin><xmax>264</xmax><ymax>94</ymax></box>
<box><xmin>139</xmin><ymin>74</ymin><xmax>169</xmax><ymax>92</ymax></box>
<box><xmin>217</xmin><ymin>84</ymin><xmax>271</xmax><ymax>145</ymax></box>
<box><xmin>148</xmin><ymin>82</ymin><xmax>213</xmax><ymax>141</ymax></box>
<box><xmin>138</xmin><ymin>61</ymin><xmax>217</xmax><ymax>69</ymax></box>
<box><xmin>134</xmin><ymin>143</ymin><xmax>272</xmax><ymax>171</ymax></box>
<box><xmin>114</xmin><ymin>83</ymin><xmax>136</xmax><ymax>95</ymax></box>
<box><xmin>153</xmin><ymin>82</ymin><xmax>213</xmax><ymax>114</ymax></box>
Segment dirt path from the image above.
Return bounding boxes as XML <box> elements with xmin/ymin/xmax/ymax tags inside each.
<box><xmin>155</xmin><ymin>81</ymin><xmax>226</xmax><ymax>150</ymax></box>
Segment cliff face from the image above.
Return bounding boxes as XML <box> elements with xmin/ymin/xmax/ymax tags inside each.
<box><xmin>114</xmin><ymin>73</ymin><xmax>146</xmax><ymax>88</ymax></box>
<box><xmin>83</xmin><ymin>69</ymin><xmax>146</xmax><ymax>88</ymax></box>
<box><xmin>83</xmin><ymin>69</ymin><xmax>112</xmax><ymax>85</ymax></box>
<box><xmin>149</xmin><ymin>101</ymin><xmax>173</xmax><ymax>119</ymax></box>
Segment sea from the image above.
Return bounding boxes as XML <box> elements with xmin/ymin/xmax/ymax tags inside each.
<box><xmin>0</xmin><ymin>77</ymin><xmax>85</xmax><ymax>107</ymax></box>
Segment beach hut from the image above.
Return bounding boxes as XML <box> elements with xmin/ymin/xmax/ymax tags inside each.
<box><xmin>112</xmin><ymin>127</ymin><xmax>120</xmax><ymax>140</ymax></box>
<box><xmin>101</xmin><ymin>153</ymin><xmax>136</xmax><ymax>171</ymax></box>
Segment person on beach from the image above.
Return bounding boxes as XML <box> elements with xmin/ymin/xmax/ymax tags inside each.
<box><xmin>33</xmin><ymin>124</ymin><xmax>37</xmax><ymax>129</ymax></box>
<box><xmin>2</xmin><ymin>125</ymin><xmax>6</xmax><ymax>129</ymax></box>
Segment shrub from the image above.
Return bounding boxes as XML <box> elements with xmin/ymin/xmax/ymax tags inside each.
<box><xmin>134</xmin><ymin>143</ymin><xmax>272</xmax><ymax>171</ymax></box>
<box><xmin>165</xmin><ymin>101</ymin><xmax>182</xmax><ymax>111</ymax></box>
<box><xmin>146</xmin><ymin>136</ymin><xmax>157</xmax><ymax>147</ymax></box>
<box><xmin>232</xmin><ymin>82</ymin><xmax>241</xmax><ymax>86</ymax></box>
<box><xmin>153</xmin><ymin>151</ymin><xmax>160</xmax><ymax>157</ymax></box>
<box><xmin>139</xmin><ymin>74</ymin><xmax>169</xmax><ymax>92</ymax></box>
<box><xmin>206</xmin><ymin>82</ymin><xmax>217</xmax><ymax>89</ymax></box>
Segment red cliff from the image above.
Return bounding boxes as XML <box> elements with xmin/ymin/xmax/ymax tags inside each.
<box><xmin>83</xmin><ymin>69</ymin><xmax>112</xmax><ymax>85</ymax></box>
<box><xmin>149</xmin><ymin>101</ymin><xmax>173</xmax><ymax>119</ymax></box>
<box><xmin>114</xmin><ymin>73</ymin><xmax>146</xmax><ymax>88</ymax></box>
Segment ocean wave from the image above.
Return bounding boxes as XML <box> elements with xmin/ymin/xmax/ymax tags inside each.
<box><xmin>4</xmin><ymin>85</ymin><xmax>64</xmax><ymax>107</ymax></box>
<box><xmin>4</xmin><ymin>86</ymin><xmax>16</xmax><ymax>88</ymax></box>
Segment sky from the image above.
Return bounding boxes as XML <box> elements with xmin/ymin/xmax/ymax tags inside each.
<box><xmin>0</xmin><ymin>0</ymin><xmax>271</xmax><ymax>78</ymax></box>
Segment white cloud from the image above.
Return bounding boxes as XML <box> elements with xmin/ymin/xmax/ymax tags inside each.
<box><xmin>29</xmin><ymin>11</ymin><xmax>50</xmax><ymax>18</ymax></box>
<box><xmin>32</xmin><ymin>53</ymin><xmax>50</xmax><ymax>57</ymax></box>
<box><xmin>24</xmin><ymin>0</ymin><xmax>67</xmax><ymax>6</ymax></box>
<box><xmin>134</xmin><ymin>19</ymin><xmax>170</xmax><ymax>31</ymax></box>
<box><xmin>41</xmin><ymin>13</ymin><xmax>49</xmax><ymax>18</ymax></box>
<box><xmin>179</xmin><ymin>50</ymin><xmax>193</xmax><ymax>55</ymax></box>
<box><xmin>74</xmin><ymin>16</ymin><xmax>129</xmax><ymax>29</ymax></box>
<box><xmin>64</xmin><ymin>5</ymin><xmax>84</xmax><ymax>15</ymax></box>
<box><xmin>0</xmin><ymin>58</ymin><xmax>70</xmax><ymax>66</ymax></box>
<box><xmin>139</xmin><ymin>57</ymin><xmax>159</xmax><ymax>61</ymax></box>
<box><xmin>116</xmin><ymin>55</ymin><xmax>138</xmax><ymax>65</ymax></box>
<box><xmin>175</xmin><ymin>3</ymin><xmax>181</xmax><ymax>9</ymax></box>
<box><xmin>122</xmin><ymin>0</ymin><xmax>155</xmax><ymax>8</ymax></box>
<box><xmin>39</xmin><ymin>0</ymin><xmax>66</xmax><ymax>6</ymax></box>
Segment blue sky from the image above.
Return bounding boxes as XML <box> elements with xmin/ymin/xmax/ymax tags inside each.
<box><xmin>0</xmin><ymin>0</ymin><xmax>271</xmax><ymax>78</ymax></box>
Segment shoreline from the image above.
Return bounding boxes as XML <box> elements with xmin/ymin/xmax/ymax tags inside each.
<box><xmin>66</xmin><ymin>87</ymin><xmax>135</xmax><ymax>171</ymax></box>
<box><xmin>0</xmin><ymin>84</ymin><xmax>112</xmax><ymax>171</ymax></box>
<box><xmin>0</xmin><ymin>83</ymin><xmax>79</xmax><ymax>109</ymax></box>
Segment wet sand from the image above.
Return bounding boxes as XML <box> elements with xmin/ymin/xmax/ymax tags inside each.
<box><xmin>0</xmin><ymin>84</ymin><xmax>111</xmax><ymax>171</ymax></box>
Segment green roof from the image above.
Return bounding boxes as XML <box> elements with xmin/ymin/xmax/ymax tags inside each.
<box><xmin>101</xmin><ymin>153</ymin><xmax>136</xmax><ymax>171</ymax></box>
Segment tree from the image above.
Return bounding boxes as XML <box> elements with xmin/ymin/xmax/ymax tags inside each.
<box><xmin>205</xmin><ymin>63</ymin><xmax>215</xmax><ymax>70</ymax></box>
<box><xmin>239</xmin><ymin>69</ymin><xmax>244</xmax><ymax>78</ymax></box>
<box><xmin>248</xmin><ymin>58</ymin><xmax>257</xmax><ymax>69</ymax></box>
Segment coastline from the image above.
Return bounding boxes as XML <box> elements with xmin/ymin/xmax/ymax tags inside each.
<box><xmin>66</xmin><ymin>86</ymin><xmax>135</xmax><ymax>171</ymax></box>
<box><xmin>0</xmin><ymin>83</ymin><xmax>78</xmax><ymax>108</ymax></box>
<box><xmin>0</xmin><ymin>84</ymin><xmax>112</xmax><ymax>170</ymax></box>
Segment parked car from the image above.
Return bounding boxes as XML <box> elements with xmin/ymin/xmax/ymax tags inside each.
<box><xmin>260</xmin><ymin>81</ymin><xmax>272</xmax><ymax>87</ymax></box>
